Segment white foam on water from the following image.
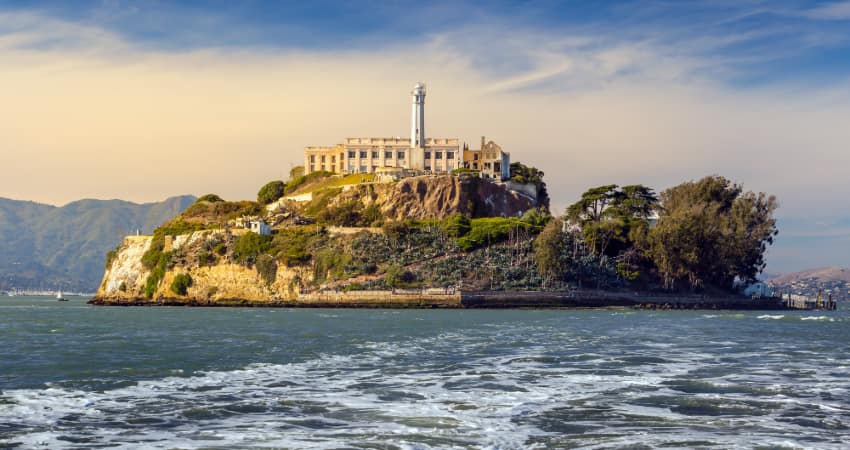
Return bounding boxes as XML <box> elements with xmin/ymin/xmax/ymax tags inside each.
<box><xmin>3</xmin><ymin>327</ymin><xmax>850</xmax><ymax>448</ymax></box>
<box><xmin>758</xmin><ymin>314</ymin><xmax>785</xmax><ymax>320</ymax></box>
<box><xmin>801</xmin><ymin>316</ymin><xmax>834</xmax><ymax>321</ymax></box>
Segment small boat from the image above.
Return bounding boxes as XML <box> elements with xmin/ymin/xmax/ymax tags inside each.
<box><xmin>56</xmin><ymin>291</ymin><xmax>68</xmax><ymax>302</ymax></box>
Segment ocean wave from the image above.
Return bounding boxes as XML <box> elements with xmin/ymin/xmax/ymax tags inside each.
<box><xmin>2</xmin><ymin>319</ymin><xmax>850</xmax><ymax>448</ymax></box>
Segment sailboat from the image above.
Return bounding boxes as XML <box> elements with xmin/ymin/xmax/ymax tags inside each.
<box><xmin>56</xmin><ymin>290</ymin><xmax>68</xmax><ymax>302</ymax></box>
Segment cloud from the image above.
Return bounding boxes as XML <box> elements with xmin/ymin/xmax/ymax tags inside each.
<box><xmin>804</xmin><ymin>1</ymin><xmax>850</xmax><ymax>20</ymax></box>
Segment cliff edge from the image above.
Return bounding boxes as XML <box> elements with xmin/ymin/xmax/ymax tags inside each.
<box><xmin>93</xmin><ymin>174</ymin><xmax>549</xmax><ymax>305</ymax></box>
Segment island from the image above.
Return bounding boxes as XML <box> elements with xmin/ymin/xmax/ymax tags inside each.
<box><xmin>90</xmin><ymin>167</ymin><xmax>824</xmax><ymax>310</ymax></box>
<box><xmin>90</xmin><ymin>83</ymin><xmax>830</xmax><ymax>310</ymax></box>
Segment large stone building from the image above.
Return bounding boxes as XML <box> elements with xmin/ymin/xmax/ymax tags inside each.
<box><xmin>304</xmin><ymin>83</ymin><xmax>510</xmax><ymax>180</ymax></box>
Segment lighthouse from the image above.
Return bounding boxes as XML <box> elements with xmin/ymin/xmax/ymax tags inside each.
<box><xmin>411</xmin><ymin>82</ymin><xmax>425</xmax><ymax>148</ymax></box>
<box><xmin>408</xmin><ymin>82</ymin><xmax>427</xmax><ymax>170</ymax></box>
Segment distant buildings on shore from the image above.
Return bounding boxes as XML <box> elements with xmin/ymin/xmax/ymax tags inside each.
<box><xmin>303</xmin><ymin>83</ymin><xmax>511</xmax><ymax>181</ymax></box>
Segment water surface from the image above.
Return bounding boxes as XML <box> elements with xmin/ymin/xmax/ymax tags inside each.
<box><xmin>1</xmin><ymin>296</ymin><xmax>848</xmax><ymax>448</ymax></box>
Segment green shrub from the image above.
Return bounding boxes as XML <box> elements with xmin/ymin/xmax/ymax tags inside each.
<box><xmin>384</xmin><ymin>264</ymin><xmax>417</xmax><ymax>287</ymax></box>
<box><xmin>289</xmin><ymin>166</ymin><xmax>305</xmax><ymax>181</ymax></box>
<box><xmin>143</xmin><ymin>251</ymin><xmax>172</xmax><ymax>298</ymax></box>
<box><xmin>441</xmin><ymin>214</ymin><xmax>471</xmax><ymax>238</ymax></box>
<box><xmin>457</xmin><ymin>217</ymin><xmax>530</xmax><ymax>251</ymax></box>
<box><xmin>214</xmin><ymin>243</ymin><xmax>227</xmax><ymax>256</ymax></box>
<box><xmin>198</xmin><ymin>251</ymin><xmax>215</xmax><ymax>266</ymax></box>
<box><xmin>269</xmin><ymin>226</ymin><xmax>319</xmax><ymax>267</ymax></box>
<box><xmin>257</xmin><ymin>180</ymin><xmax>286</xmax><ymax>205</ymax></box>
<box><xmin>233</xmin><ymin>232</ymin><xmax>273</xmax><ymax>265</ymax></box>
<box><xmin>312</xmin><ymin>247</ymin><xmax>353</xmax><ymax>283</ymax></box>
<box><xmin>317</xmin><ymin>200</ymin><xmax>364</xmax><ymax>226</ymax></box>
<box><xmin>196</xmin><ymin>194</ymin><xmax>224</xmax><ymax>203</ymax></box>
<box><xmin>451</xmin><ymin>167</ymin><xmax>480</xmax><ymax>175</ymax></box>
<box><xmin>170</xmin><ymin>273</ymin><xmax>193</xmax><ymax>296</ymax></box>
<box><xmin>382</xmin><ymin>221</ymin><xmax>410</xmax><ymax>239</ymax></box>
<box><xmin>105</xmin><ymin>247</ymin><xmax>119</xmax><ymax>270</ymax></box>
<box><xmin>284</xmin><ymin>171</ymin><xmax>334</xmax><ymax>195</ymax></box>
<box><xmin>256</xmin><ymin>254</ymin><xmax>277</xmax><ymax>285</ymax></box>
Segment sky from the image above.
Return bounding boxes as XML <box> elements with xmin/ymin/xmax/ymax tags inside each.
<box><xmin>1</xmin><ymin>0</ymin><xmax>850</xmax><ymax>273</ymax></box>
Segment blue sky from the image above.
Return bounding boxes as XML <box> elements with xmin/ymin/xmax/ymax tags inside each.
<box><xmin>2</xmin><ymin>0</ymin><xmax>850</xmax><ymax>273</ymax></box>
<box><xmin>6</xmin><ymin>0</ymin><xmax>850</xmax><ymax>84</ymax></box>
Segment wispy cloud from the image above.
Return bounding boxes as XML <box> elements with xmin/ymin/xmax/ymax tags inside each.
<box><xmin>804</xmin><ymin>1</ymin><xmax>850</xmax><ymax>20</ymax></box>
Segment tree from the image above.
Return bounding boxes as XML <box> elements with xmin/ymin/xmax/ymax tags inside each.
<box><xmin>648</xmin><ymin>175</ymin><xmax>777</xmax><ymax>291</ymax></box>
<box><xmin>196</xmin><ymin>194</ymin><xmax>224</xmax><ymax>203</ymax></box>
<box><xmin>441</xmin><ymin>214</ymin><xmax>471</xmax><ymax>238</ymax></box>
<box><xmin>257</xmin><ymin>180</ymin><xmax>286</xmax><ymax>205</ymax></box>
<box><xmin>566</xmin><ymin>184</ymin><xmax>658</xmax><ymax>257</ymax></box>
<box><xmin>509</xmin><ymin>162</ymin><xmax>550</xmax><ymax>209</ymax></box>
<box><xmin>289</xmin><ymin>166</ymin><xmax>305</xmax><ymax>181</ymax></box>
<box><xmin>534</xmin><ymin>218</ymin><xmax>572</xmax><ymax>287</ymax></box>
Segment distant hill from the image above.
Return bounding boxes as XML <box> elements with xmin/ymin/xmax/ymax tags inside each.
<box><xmin>769</xmin><ymin>266</ymin><xmax>850</xmax><ymax>284</ymax></box>
<box><xmin>0</xmin><ymin>195</ymin><xmax>196</xmax><ymax>292</ymax></box>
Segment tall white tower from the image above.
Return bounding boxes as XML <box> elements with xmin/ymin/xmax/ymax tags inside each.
<box><xmin>410</xmin><ymin>82</ymin><xmax>426</xmax><ymax>148</ymax></box>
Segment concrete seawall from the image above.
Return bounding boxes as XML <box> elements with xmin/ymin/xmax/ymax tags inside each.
<box><xmin>90</xmin><ymin>290</ymin><xmax>809</xmax><ymax>310</ymax></box>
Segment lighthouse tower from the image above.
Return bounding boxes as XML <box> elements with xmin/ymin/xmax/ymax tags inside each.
<box><xmin>409</xmin><ymin>82</ymin><xmax>426</xmax><ymax>170</ymax></box>
<box><xmin>411</xmin><ymin>82</ymin><xmax>425</xmax><ymax>147</ymax></box>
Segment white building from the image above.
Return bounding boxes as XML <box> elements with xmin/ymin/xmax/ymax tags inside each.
<box><xmin>249</xmin><ymin>220</ymin><xmax>271</xmax><ymax>236</ymax></box>
<box><xmin>303</xmin><ymin>83</ymin><xmax>509</xmax><ymax>180</ymax></box>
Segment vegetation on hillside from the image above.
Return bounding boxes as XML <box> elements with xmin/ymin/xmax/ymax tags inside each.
<box><xmin>257</xmin><ymin>181</ymin><xmax>286</xmax><ymax>205</ymax></box>
<box><xmin>548</xmin><ymin>175</ymin><xmax>778</xmax><ymax>293</ymax></box>
<box><xmin>105</xmin><ymin>167</ymin><xmax>777</xmax><ymax>299</ymax></box>
<box><xmin>510</xmin><ymin>162</ymin><xmax>550</xmax><ymax>208</ymax></box>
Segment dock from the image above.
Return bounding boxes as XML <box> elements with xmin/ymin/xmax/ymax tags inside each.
<box><xmin>778</xmin><ymin>292</ymin><xmax>839</xmax><ymax>311</ymax></box>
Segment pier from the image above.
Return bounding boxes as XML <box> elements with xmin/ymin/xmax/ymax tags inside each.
<box><xmin>778</xmin><ymin>292</ymin><xmax>839</xmax><ymax>311</ymax></box>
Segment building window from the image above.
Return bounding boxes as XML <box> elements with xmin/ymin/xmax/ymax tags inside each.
<box><xmin>310</xmin><ymin>164</ymin><xmax>315</xmax><ymax>172</ymax></box>
<box><xmin>340</xmin><ymin>153</ymin><xmax>344</xmax><ymax>161</ymax></box>
<box><xmin>385</xmin><ymin>151</ymin><xmax>393</xmax><ymax>159</ymax></box>
<box><xmin>360</xmin><ymin>151</ymin><xmax>367</xmax><ymax>158</ymax></box>
<box><xmin>359</xmin><ymin>165</ymin><xmax>367</xmax><ymax>173</ymax></box>
<box><xmin>348</xmin><ymin>163</ymin><xmax>355</xmax><ymax>173</ymax></box>
<box><xmin>309</xmin><ymin>155</ymin><xmax>315</xmax><ymax>163</ymax></box>
<box><xmin>321</xmin><ymin>164</ymin><xmax>325</xmax><ymax>171</ymax></box>
<box><xmin>435</xmin><ymin>151</ymin><xmax>442</xmax><ymax>159</ymax></box>
<box><xmin>425</xmin><ymin>165</ymin><xmax>431</xmax><ymax>171</ymax></box>
<box><xmin>331</xmin><ymin>156</ymin><xmax>336</xmax><ymax>163</ymax></box>
<box><xmin>446</xmin><ymin>151</ymin><xmax>454</xmax><ymax>159</ymax></box>
<box><xmin>372</xmin><ymin>151</ymin><xmax>378</xmax><ymax>158</ymax></box>
<box><xmin>372</xmin><ymin>166</ymin><xmax>378</xmax><ymax>173</ymax></box>
<box><xmin>397</xmin><ymin>151</ymin><xmax>405</xmax><ymax>159</ymax></box>
<box><xmin>473</xmin><ymin>153</ymin><xmax>479</xmax><ymax>161</ymax></box>
<box><xmin>425</xmin><ymin>151</ymin><xmax>431</xmax><ymax>159</ymax></box>
<box><xmin>348</xmin><ymin>151</ymin><xmax>355</xmax><ymax>158</ymax></box>
<box><xmin>321</xmin><ymin>155</ymin><xmax>326</xmax><ymax>163</ymax></box>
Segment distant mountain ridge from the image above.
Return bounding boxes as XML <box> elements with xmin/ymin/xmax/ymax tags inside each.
<box><xmin>769</xmin><ymin>266</ymin><xmax>850</xmax><ymax>284</ymax></box>
<box><xmin>0</xmin><ymin>195</ymin><xmax>196</xmax><ymax>292</ymax></box>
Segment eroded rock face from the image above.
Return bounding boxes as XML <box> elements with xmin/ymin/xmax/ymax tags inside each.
<box><xmin>100</xmin><ymin>236</ymin><xmax>152</xmax><ymax>298</ymax></box>
<box><xmin>329</xmin><ymin>176</ymin><xmax>539</xmax><ymax>221</ymax></box>
<box><xmin>96</xmin><ymin>230</ymin><xmax>307</xmax><ymax>302</ymax></box>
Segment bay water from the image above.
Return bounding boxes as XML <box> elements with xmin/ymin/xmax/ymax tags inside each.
<box><xmin>1</xmin><ymin>296</ymin><xmax>848</xmax><ymax>448</ymax></box>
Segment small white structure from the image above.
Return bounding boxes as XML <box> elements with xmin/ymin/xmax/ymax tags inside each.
<box><xmin>249</xmin><ymin>220</ymin><xmax>271</xmax><ymax>236</ymax></box>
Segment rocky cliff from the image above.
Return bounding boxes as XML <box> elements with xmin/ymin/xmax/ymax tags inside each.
<box><xmin>92</xmin><ymin>175</ymin><xmax>548</xmax><ymax>305</ymax></box>
<box><xmin>96</xmin><ymin>230</ymin><xmax>308</xmax><ymax>303</ymax></box>
<box><xmin>315</xmin><ymin>175</ymin><xmax>538</xmax><ymax>222</ymax></box>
